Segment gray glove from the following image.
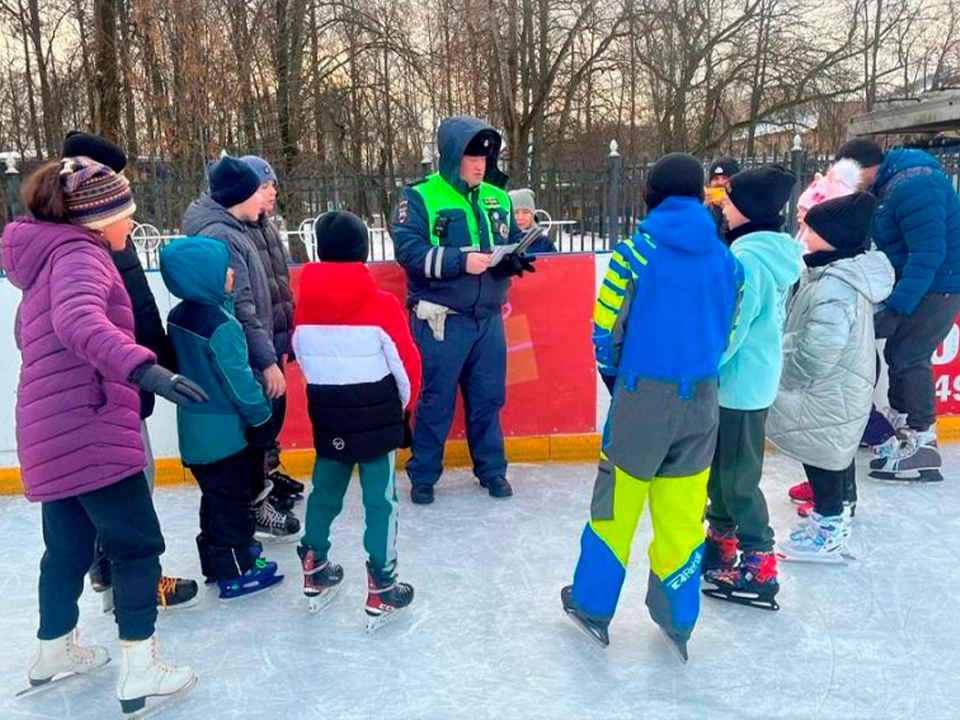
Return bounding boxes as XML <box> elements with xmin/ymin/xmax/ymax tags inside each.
<box><xmin>129</xmin><ymin>363</ymin><xmax>209</xmax><ymax>406</ymax></box>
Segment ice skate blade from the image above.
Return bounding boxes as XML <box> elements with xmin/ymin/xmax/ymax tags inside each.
<box><xmin>701</xmin><ymin>586</ymin><xmax>779</xmax><ymax>611</ymax></box>
<box><xmin>307</xmin><ymin>585</ymin><xmax>340</xmax><ymax>613</ymax></box>
<box><xmin>219</xmin><ymin>574</ymin><xmax>284</xmax><ymax>602</ymax></box>
<box><xmin>15</xmin><ymin>657</ymin><xmax>112</xmax><ymax>699</ymax></box>
<box><xmin>776</xmin><ymin>549</ymin><xmax>845</xmax><ymax>565</ymax></box>
<box><xmin>657</xmin><ymin>625</ymin><xmax>688</xmax><ymax>664</ymax></box>
<box><xmin>254</xmin><ymin>529</ymin><xmax>304</xmax><ymax>545</ymax></box>
<box><xmin>561</xmin><ymin>606</ymin><xmax>610</xmax><ymax>648</ymax></box>
<box><xmin>120</xmin><ymin>674</ymin><xmax>197</xmax><ymax>718</ymax></box>
<box><xmin>158</xmin><ymin>595</ymin><xmax>199</xmax><ymax>612</ymax></box>
<box><xmin>869</xmin><ymin>469</ymin><xmax>943</xmax><ymax>483</ymax></box>
<box><xmin>365</xmin><ymin>608</ymin><xmax>407</xmax><ymax>634</ymax></box>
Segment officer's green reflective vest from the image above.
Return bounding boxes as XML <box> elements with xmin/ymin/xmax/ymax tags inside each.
<box><xmin>410</xmin><ymin>173</ymin><xmax>512</xmax><ymax>248</ymax></box>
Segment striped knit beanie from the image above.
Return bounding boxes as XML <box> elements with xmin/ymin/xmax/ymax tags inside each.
<box><xmin>59</xmin><ymin>156</ymin><xmax>136</xmax><ymax>230</ymax></box>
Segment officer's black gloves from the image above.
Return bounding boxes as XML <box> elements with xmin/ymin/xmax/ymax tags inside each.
<box><xmin>491</xmin><ymin>253</ymin><xmax>537</xmax><ymax>279</ymax></box>
<box><xmin>129</xmin><ymin>363</ymin><xmax>209</xmax><ymax>406</ymax></box>
<box><xmin>402</xmin><ymin>410</ymin><xmax>414</xmax><ymax>449</ymax></box>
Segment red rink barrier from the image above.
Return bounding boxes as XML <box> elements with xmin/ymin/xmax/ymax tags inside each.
<box><xmin>280</xmin><ymin>253</ymin><xmax>598</xmax><ymax>449</ymax></box>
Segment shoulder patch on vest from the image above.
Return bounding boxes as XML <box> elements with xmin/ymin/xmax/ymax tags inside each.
<box><xmin>398</xmin><ymin>197</ymin><xmax>409</xmax><ymax>223</ymax></box>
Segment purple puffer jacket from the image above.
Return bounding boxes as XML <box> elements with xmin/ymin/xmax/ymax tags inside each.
<box><xmin>2</xmin><ymin>219</ymin><xmax>155</xmax><ymax>502</ymax></box>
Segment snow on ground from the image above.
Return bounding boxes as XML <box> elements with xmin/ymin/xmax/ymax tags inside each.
<box><xmin>2</xmin><ymin>446</ymin><xmax>959</xmax><ymax>719</ymax></box>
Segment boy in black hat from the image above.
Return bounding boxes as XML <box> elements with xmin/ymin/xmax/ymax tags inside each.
<box><xmin>767</xmin><ymin>193</ymin><xmax>895</xmax><ymax>562</ymax></box>
<box><xmin>293</xmin><ymin>211</ymin><xmax>421</xmax><ymax>630</ymax></box>
<box><xmin>706</xmin><ymin>157</ymin><xmax>741</xmax><ymax>237</ymax></box>
<box><xmin>702</xmin><ymin>164</ymin><xmax>801</xmax><ymax>610</ymax></box>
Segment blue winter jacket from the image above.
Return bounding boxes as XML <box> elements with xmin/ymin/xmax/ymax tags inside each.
<box><xmin>871</xmin><ymin>148</ymin><xmax>960</xmax><ymax>314</ymax></box>
<box><xmin>160</xmin><ymin>237</ymin><xmax>273</xmax><ymax>466</ymax></box>
<box><xmin>718</xmin><ymin>231</ymin><xmax>803</xmax><ymax>410</ymax></box>
<box><xmin>391</xmin><ymin>116</ymin><xmax>523</xmax><ymax>318</ymax></box>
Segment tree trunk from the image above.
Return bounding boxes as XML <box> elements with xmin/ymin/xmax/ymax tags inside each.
<box><xmin>27</xmin><ymin>0</ymin><xmax>59</xmax><ymax>154</ymax></box>
<box><xmin>117</xmin><ymin>0</ymin><xmax>138</xmax><ymax>163</ymax></box>
<box><xmin>93</xmin><ymin>0</ymin><xmax>123</xmax><ymax>142</ymax></box>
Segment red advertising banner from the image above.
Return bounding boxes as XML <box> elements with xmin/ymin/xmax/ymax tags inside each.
<box><xmin>933</xmin><ymin>323</ymin><xmax>960</xmax><ymax>415</ymax></box>
<box><xmin>279</xmin><ymin>253</ymin><xmax>598</xmax><ymax>449</ymax></box>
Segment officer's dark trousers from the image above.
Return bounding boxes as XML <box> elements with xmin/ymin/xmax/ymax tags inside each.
<box><xmin>407</xmin><ymin>312</ymin><xmax>507</xmax><ymax>486</ymax></box>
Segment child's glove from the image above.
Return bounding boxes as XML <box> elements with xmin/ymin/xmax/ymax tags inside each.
<box><xmin>245</xmin><ymin>420</ymin><xmax>275</xmax><ymax>449</ymax></box>
<box><xmin>491</xmin><ymin>253</ymin><xmax>537</xmax><ymax>278</ymax></box>
<box><xmin>401</xmin><ymin>410</ymin><xmax>413</xmax><ymax>449</ymax></box>
<box><xmin>129</xmin><ymin>363</ymin><xmax>208</xmax><ymax>406</ymax></box>
<box><xmin>873</xmin><ymin>304</ymin><xmax>903</xmax><ymax>339</ymax></box>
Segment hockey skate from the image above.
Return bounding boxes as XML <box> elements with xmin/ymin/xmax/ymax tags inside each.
<box><xmin>701</xmin><ymin>527</ymin><xmax>738</xmax><ymax>575</ymax></box>
<box><xmin>267</xmin><ymin>468</ymin><xmax>305</xmax><ymax>501</ymax></box>
<box><xmin>702</xmin><ymin>551</ymin><xmax>780</xmax><ymax>611</ymax></box>
<box><xmin>365</xmin><ymin>564</ymin><xmax>414</xmax><ymax>633</ymax></box>
<box><xmin>869</xmin><ymin>429</ymin><xmax>943</xmax><ymax>482</ymax></box>
<box><xmin>116</xmin><ymin>636</ymin><xmax>196</xmax><ymax>718</ymax></box>
<box><xmin>560</xmin><ymin>585</ymin><xmax>610</xmax><ymax>648</ymax></box>
<box><xmin>788</xmin><ymin>481</ymin><xmax>813</xmax><ymax>504</ymax></box>
<box><xmin>254</xmin><ymin>495</ymin><xmax>302</xmax><ymax>544</ymax></box>
<box><xmin>778</xmin><ymin>512</ymin><xmax>847</xmax><ymax>564</ymax></box>
<box><xmin>157</xmin><ymin>575</ymin><xmax>199</xmax><ymax>611</ymax></box>
<box><xmin>218</xmin><ymin>551</ymin><xmax>283</xmax><ymax>601</ymax></box>
<box><xmin>657</xmin><ymin>625</ymin><xmax>689</xmax><ymax>664</ymax></box>
<box><xmin>17</xmin><ymin>628</ymin><xmax>110</xmax><ymax>698</ymax></box>
<box><xmin>298</xmin><ymin>545</ymin><xmax>343</xmax><ymax>613</ymax></box>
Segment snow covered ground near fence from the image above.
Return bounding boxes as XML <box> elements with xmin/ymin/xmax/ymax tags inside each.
<box><xmin>2</xmin><ymin>448</ymin><xmax>959</xmax><ymax>719</ymax></box>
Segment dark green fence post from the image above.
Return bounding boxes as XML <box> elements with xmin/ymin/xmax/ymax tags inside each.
<box><xmin>4</xmin><ymin>155</ymin><xmax>22</xmax><ymax>223</ymax></box>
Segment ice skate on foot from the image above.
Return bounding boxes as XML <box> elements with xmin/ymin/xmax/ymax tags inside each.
<box><xmin>254</xmin><ymin>497</ymin><xmax>302</xmax><ymax>544</ymax></box>
<box><xmin>657</xmin><ymin>625</ymin><xmax>688</xmax><ymax>664</ymax></box>
<box><xmin>777</xmin><ymin>513</ymin><xmax>847</xmax><ymax>564</ymax></box>
<box><xmin>17</xmin><ymin>629</ymin><xmax>110</xmax><ymax>698</ymax></box>
<box><xmin>702</xmin><ymin>552</ymin><xmax>780</xmax><ymax>611</ymax></box>
<box><xmin>788</xmin><ymin>481</ymin><xmax>813</xmax><ymax>504</ymax></box>
<box><xmin>117</xmin><ymin>636</ymin><xmax>196</xmax><ymax>718</ymax></box>
<box><xmin>869</xmin><ymin>429</ymin><xmax>942</xmax><ymax>482</ymax></box>
<box><xmin>218</xmin><ymin>558</ymin><xmax>283</xmax><ymax>601</ymax></box>
<box><xmin>298</xmin><ymin>545</ymin><xmax>343</xmax><ymax>613</ymax></box>
<box><xmin>365</xmin><ymin>564</ymin><xmax>414</xmax><ymax>633</ymax></box>
<box><xmin>560</xmin><ymin>586</ymin><xmax>610</xmax><ymax>648</ymax></box>
<box><xmin>701</xmin><ymin>527</ymin><xmax>738</xmax><ymax>574</ymax></box>
<box><xmin>157</xmin><ymin>575</ymin><xmax>199</xmax><ymax>611</ymax></box>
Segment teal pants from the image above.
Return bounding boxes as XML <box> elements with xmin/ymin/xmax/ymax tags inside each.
<box><xmin>302</xmin><ymin>452</ymin><xmax>398</xmax><ymax>578</ymax></box>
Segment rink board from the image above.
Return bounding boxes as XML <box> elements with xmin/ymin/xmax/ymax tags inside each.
<box><xmin>3</xmin><ymin>251</ymin><xmax>960</xmax><ymax>493</ymax></box>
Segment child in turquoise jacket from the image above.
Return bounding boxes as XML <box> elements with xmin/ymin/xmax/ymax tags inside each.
<box><xmin>160</xmin><ymin>236</ymin><xmax>283</xmax><ymax>600</ymax></box>
<box><xmin>702</xmin><ymin>165</ymin><xmax>802</xmax><ymax>611</ymax></box>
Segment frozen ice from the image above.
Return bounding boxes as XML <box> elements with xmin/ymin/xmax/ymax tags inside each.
<box><xmin>2</xmin><ymin>447</ymin><xmax>960</xmax><ymax>719</ymax></box>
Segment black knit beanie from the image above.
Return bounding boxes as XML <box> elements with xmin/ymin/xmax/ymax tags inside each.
<box><xmin>804</xmin><ymin>191</ymin><xmax>877</xmax><ymax>252</ymax></box>
<box><xmin>709</xmin><ymin>156</ymin><xmax>740</xmax><ymax>180</ymax></box>
<box><xmin>315</xmin><ymin>210</ymin><xmax>369</xmax><ymax>262</ymax></box>
<box><xmin>208</xmin><ymin>156</ymin><xmax>260</xmax><ymax>208</ymax></box>
<box><xmin>835</xmin><ymin>138</ymin><xmax>885</xmax><ymax>168</ymax></box>
<box><xmin>727</xmin><ymin>164</ymin><xmax>797</xmax><ymax>221</ymax></box>
<box><xmin>62</xmin><ymin>130</ymin><xmax>127</xmax><ymax>173</ymax></box>
<box><xmin>644</xmin><ymin>153</ymin><xmax>704</xmax><ymax>210</ymax></box>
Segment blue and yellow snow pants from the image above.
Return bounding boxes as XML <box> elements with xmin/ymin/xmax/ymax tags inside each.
<box><xmin>570</xmin><ymin>457</ymin><xmax>708</xmax><ymax>645</ymax></box>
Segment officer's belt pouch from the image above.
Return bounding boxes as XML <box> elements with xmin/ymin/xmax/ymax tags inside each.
<box><xmin>415</xmin><ymin>300</ymin><xmax>458</xmax><ymax>342</ymax></box>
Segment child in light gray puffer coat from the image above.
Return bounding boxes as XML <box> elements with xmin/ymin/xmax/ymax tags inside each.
<box><xmin>767</xmin><ymin>192</ymin><xmax>894</xmax><ymax>563</ymax></box>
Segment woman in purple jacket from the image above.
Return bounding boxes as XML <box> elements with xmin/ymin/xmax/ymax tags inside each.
<box><xmin>2</xmin><ymin>157</ymin><xmax>206</xmax><ymax>716</ymax></box>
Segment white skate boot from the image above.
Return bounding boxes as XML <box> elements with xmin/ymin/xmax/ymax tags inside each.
<box><xmin>18</xmin><ymin>628</ymin><xmax>110</xmax><ymax>697</ymax></box>
<box><xmin>117</xmin><ymin>635</ymin><xmax>196</xmax><ymax>717</ymax></box>
<box><xmin>778</xmin><ymin>512</ymin><xmax>847</xmax><ymax>564</ymax></box>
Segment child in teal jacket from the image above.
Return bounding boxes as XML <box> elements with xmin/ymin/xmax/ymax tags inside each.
<box><xmin>160</xmin><ymin>236</ymin><xmax>283</xmax><ymax>600</ymax></box>
<box><xmin>702</xmin><ymin>165</ymin><xmax>801</xmax><ymax>611</ymax></box>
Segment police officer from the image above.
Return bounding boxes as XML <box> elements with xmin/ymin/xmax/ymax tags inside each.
<box><xmin>392</xmin><ymin>116</ymin><xmax>535</xmax><ymax>505</ymax></box>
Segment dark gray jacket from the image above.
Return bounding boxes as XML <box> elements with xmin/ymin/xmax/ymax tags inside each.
<box><xmin>244</xmin><ymin>215</ymin><xmax>294</xmax><ymax>357</ymax></box>
<box><xmin>181</xmin><ymin>194</ymin><xmax>277</xmax><ymax>370</ymax></box>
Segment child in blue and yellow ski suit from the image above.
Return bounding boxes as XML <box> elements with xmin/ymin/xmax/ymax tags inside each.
<box><xmin>562</xmin><ymin>153</ymin><xmax>743</xmax><ymax>661</ymax></box>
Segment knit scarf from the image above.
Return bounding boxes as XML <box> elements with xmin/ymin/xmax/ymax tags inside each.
<box><xmin>803</xmin><ymin>246</ymin><xmax>866</xmax><ymax>268</ymax></box>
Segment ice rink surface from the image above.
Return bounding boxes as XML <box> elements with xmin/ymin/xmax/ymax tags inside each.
<box><xmin>2</xmin><ymin>447</ymin><xmax>960</xmax><ymax>720</ymax></box>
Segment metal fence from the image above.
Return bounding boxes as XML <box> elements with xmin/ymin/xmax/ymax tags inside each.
<box><xmin>3</xmin><ymin>144</ymin><xmax>959</xmax><ymax>271</ymax></box>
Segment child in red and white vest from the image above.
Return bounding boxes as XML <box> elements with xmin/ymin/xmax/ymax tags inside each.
<box><xmin>293</xmin><ymin>211</ymin><xmax>422</xmax><ymax>630</ymax></box>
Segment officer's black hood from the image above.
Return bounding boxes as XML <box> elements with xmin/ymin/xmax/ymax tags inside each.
<box><xmin>437</xmin><ymin>116</ymin><xmax>509</xmax><ymax>193</ymax></box>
